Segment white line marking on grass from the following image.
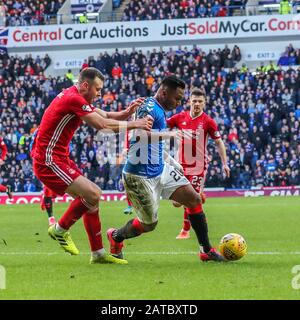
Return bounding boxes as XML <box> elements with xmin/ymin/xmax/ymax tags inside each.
<box><xmin>0</xmin><ymin>251</ymin><xmax>300</xmax><ymax>255</ymax></box>
<box><xmin>206</xmin><ymin>203</ymin><xmax>299</xmax><ymax>207</ymax></box>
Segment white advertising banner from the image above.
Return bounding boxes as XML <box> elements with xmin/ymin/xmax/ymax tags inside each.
<box><xmin>4</xmin><ymin>14</ymin><xmax>300</xmax><ymax>49</ymax></box>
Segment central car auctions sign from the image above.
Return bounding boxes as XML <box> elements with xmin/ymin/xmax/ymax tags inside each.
<box><xmin>6</xmin><ymin>14</ymin><xmax>300</xmax><ymax>48</ymax></box>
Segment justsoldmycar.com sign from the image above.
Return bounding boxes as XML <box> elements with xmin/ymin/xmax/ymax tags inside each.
<box><xmin>6</xmin><ymin>14</ymin><xmax>300</xmax><ymax>48</ymax></box>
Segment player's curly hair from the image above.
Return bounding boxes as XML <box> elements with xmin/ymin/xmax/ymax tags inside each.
<box><xmin>161</xmin><ymin>75</ymin><xmax>186</xmax><ymax>90</ymax></box>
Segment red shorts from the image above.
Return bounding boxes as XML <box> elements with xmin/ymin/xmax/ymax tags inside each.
<box><xmin>43</xmin><ymin>186</ymin><xmax>58</xmax><ymax>198</ymax></box>
<box><xmin>33</xmin><ymin>158</ymin><xmax>82</xmax><ymax>196</ymax></box>
<box><xmin>185</xmin><ymin>171</ymin><xmax>207</xmax><ymax>194</ymax></box>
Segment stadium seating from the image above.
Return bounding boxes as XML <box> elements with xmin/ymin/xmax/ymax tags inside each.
<box><xmin>121</xmin><ymin>0</ymin><xmax>248</xmax><ymax>21</ymax></box>
<box><xmin>2</xmin><ymin>0</ymin><xmax>253</xmax><ymax>26</ymax></box>
<box><xmin>0</xmin><ymin>45</ymin><xmax>299</xmax><ymax>192</ymax></box>
<box><xmin>277</xmin><ymin>44</ymin><xmax>300</xmax><ymax>67</ymax></box>
<box><xmin>3</xmin><ymin>0</ymin><xmax>299</xmax><ymax>27</ymax></box>
<box><xmin>3</xmin><ymin>0</ymin><xmax>64</xmax><ymax>26</ymax></box>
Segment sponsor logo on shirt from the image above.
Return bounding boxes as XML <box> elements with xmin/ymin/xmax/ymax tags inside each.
<box><xmin>82</xmin><ymin>105</ymin><xmax>92</xmax><ymax>112</ymax></box>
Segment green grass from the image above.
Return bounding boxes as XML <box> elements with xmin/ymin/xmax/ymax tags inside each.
<box><xmin>0</xmin><ymin>197</ymin><xmax>300</xmax><ymax>300</ymax></box>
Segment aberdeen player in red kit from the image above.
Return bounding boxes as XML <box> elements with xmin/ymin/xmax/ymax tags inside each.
<box><xmin>31</xmin><ymin>67</ymin><xmax>152</xmax><ymax>264</ymax></box>
<box><xmin>167</xmin><ymin>88</ymin><xmax>230</xmax><ymax>260</ymax></box>
<box><xmin>0</xmin><ymin>137</ymin><xmax>13</xmax><ymax>199</ymax></box>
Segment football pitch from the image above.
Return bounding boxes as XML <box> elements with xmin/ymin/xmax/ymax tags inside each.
<box><xmin>0</xmin><ymin>197</ymin><xmax>299</xmax><ymax>300</ymax></box>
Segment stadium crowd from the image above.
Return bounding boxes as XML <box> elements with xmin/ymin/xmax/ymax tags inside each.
<box><xmin>277</xmin><ymin>44</ymin><xmax>300</xmax><ymax>66</ymax></box>
<box><xmin>121</xmin><ymin>0</ymin><xmax>248</xmax><ymax>21</ymax></box>
<box><xmin>0</xmin><ymin>0</ymin><xmax>251</xmax><ymax>27</ymax></box>
<box><xmin>0</xmin><ymin>44</ymin><xmax>299</xmax><ymax>193</ymax></box>
<box><xmin>2</xmin><ymin>0</ymin><xmax>64</xmax><ymax>26</ymax></box>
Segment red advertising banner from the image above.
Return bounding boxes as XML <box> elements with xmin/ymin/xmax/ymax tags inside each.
<box><xmin>0</xmin><ymin>186</ymin><xmax>299</xmax><ymax>205</ymax></box>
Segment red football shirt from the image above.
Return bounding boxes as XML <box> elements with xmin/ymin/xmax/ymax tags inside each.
<box><xmin>32</xmin><ymin>85</ymin><xmax>95</xmax><ymax>164</ymax></box>
<box><xmin>167</xmin><ymin>111</ymin><xmax>221</xmax><ymax>175</ymax></box>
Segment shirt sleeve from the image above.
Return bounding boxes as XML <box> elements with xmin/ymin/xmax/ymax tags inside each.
<box><xmin>135</xmin><ymin>100</ymin><xmax>156</xmax><ymax>121</ymax></box>
<box><xmin>69</xmin><ymin>95</ymin><xmax>95</xmax><ymax>118</ymax></box>
<box><xmin>207</xmin><ymin>118</ymin><xmax>221</xmax><ymax>140</ymax></box>
<box><xmin>166</xmin><ymin>113</ymin><xmax>180</xmax><ymax>129</ymax></box>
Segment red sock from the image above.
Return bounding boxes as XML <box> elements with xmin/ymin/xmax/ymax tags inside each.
<box><xmin>0</xmin><ymin>184</ymin><xmax>7</xmax><ymax>192</ymax></box>
<box><xmin>58</xmin><ymin>197</ymin><xmax>89</xmax><ymax>230</ymax></box>
<box><xmin>127</xmin><ymin>198</ymin><xmax>132</xmax><ymax>206</ymax></box>
<box><xmin>183</xmin><ymin>208</ymin><xmax>191</xmax><ymax>231</ymax></box>
<box><xmin>82</xmin><ymin>210</ymin><xmax>103</xmax><ymax>251</ymax></box>
<box><xmin>132</xmin><ymin>218</ymin><xmax>144</xmax><ymax>233</ymax></box>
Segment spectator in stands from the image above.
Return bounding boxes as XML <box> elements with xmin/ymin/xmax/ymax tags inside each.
<box><xmin>65</xmin><ymin>69</ymin><xmax>75</xmax><ymax>83</ymax></box>
<box><xmin>211</xmin><ymin>1</ymin><xmax>222</xmax><ymax>15</ymax></box>
<box><xmin>264</xmin><ymin>61</ymin><xmax>279</xmax><ymax>72</ymax></box>
<box><xmin>113</xmin><ymin>0</ymin><xmax>122</xmax><ymax>8</ymax></box>
<box><xmin>81</xmin><ymin>59</ymin><xmax>89</xmax><ymax>71</ymax></box>
<box><xmin>231</xmin><ymin>45</ymin><xmax>242</xmax><ymax>63</ymax></box>
<box><xmin>24</xmin><ymin>179</ymin><xmax>36</xmax><ymax>192</ymax></box>
<box><xmin>111</xmin><ymin>62</ymin><xmax>122</xmax><ymax>78</ymax></box>
<box><xmin>79</xmin><ymin>11</ymin><xmax>88</xmax><ymax>23</ymax></box>
<box><xmin>295</xmin><ymin>105</ymin><xmax>300</xmax><ymax>120</ymax></box>
<box><xmin>279</xmin><ymin>0</ymin><xmax>291</xmax><ymax>14</ymax></box>
<box><xmin>0</xmin><ymin>1</ymin><xmax>6</xmax><ymax>26</ymax></box>
<box><xmin>278</xmin><ymin>53</ymin><xmax>290</xmax><ymax>66</ymax></box>
<box><xmin>288</xmin><ymin>52</ymin><xmax>297</xmax><ymax>65</ymax></box>
<box><xmin>197</xmin><ymin>3</ymin><xmax>207</xmax><ymax>16</ymax></box>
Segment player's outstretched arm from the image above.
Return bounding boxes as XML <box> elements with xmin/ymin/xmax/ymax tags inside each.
<box><xmin>215</xmin><ymin>138</ymin><xmax>230</xmax><ymax>177</ymax></box>
<box><xmin>81</xmin><ymin>112</ymin><xmax>153</xmax><ymax>132</ymax></box>
<box><xmin>94</xmin><ymin>98</ymin><xmax>146</xmax><ymax>121</ymax></box>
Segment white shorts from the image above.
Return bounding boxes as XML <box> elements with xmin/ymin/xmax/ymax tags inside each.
<box><xmin>123</xmin><ymin>163</ymin><xmax>190</xmax><ymax>224</ymax></box>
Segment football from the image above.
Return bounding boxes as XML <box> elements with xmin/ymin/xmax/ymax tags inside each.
<box><xmin>219</xmin><ymin>233</ymin><xmax>247</xmax><ymax>261</ymax></box>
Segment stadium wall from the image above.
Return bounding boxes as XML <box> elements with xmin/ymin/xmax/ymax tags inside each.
<box><xmin>8</xmin><ymin>39</ymin><xmax>300</xmax><ymax>77</ymax></box>
<box><xmin>1</xmin><ymin>186</ymin><xmax>299</xmax><ymax>205</ymax></box>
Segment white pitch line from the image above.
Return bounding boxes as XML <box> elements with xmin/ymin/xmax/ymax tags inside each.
<box><xmin>0</xmin><ymin>251</ymin><xmax>300</xmax><ymax>256</ymax></box>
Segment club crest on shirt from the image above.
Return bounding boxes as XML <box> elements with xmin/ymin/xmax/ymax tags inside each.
<box><xmin>82</xmin><ymin>104</ymin><xmax>92</xmax><ymax>112</ymax></box>
<box><xmin>67</xmin><ymin>167</ymin><xmax>76</xmax><ymax>175</ymax></box>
